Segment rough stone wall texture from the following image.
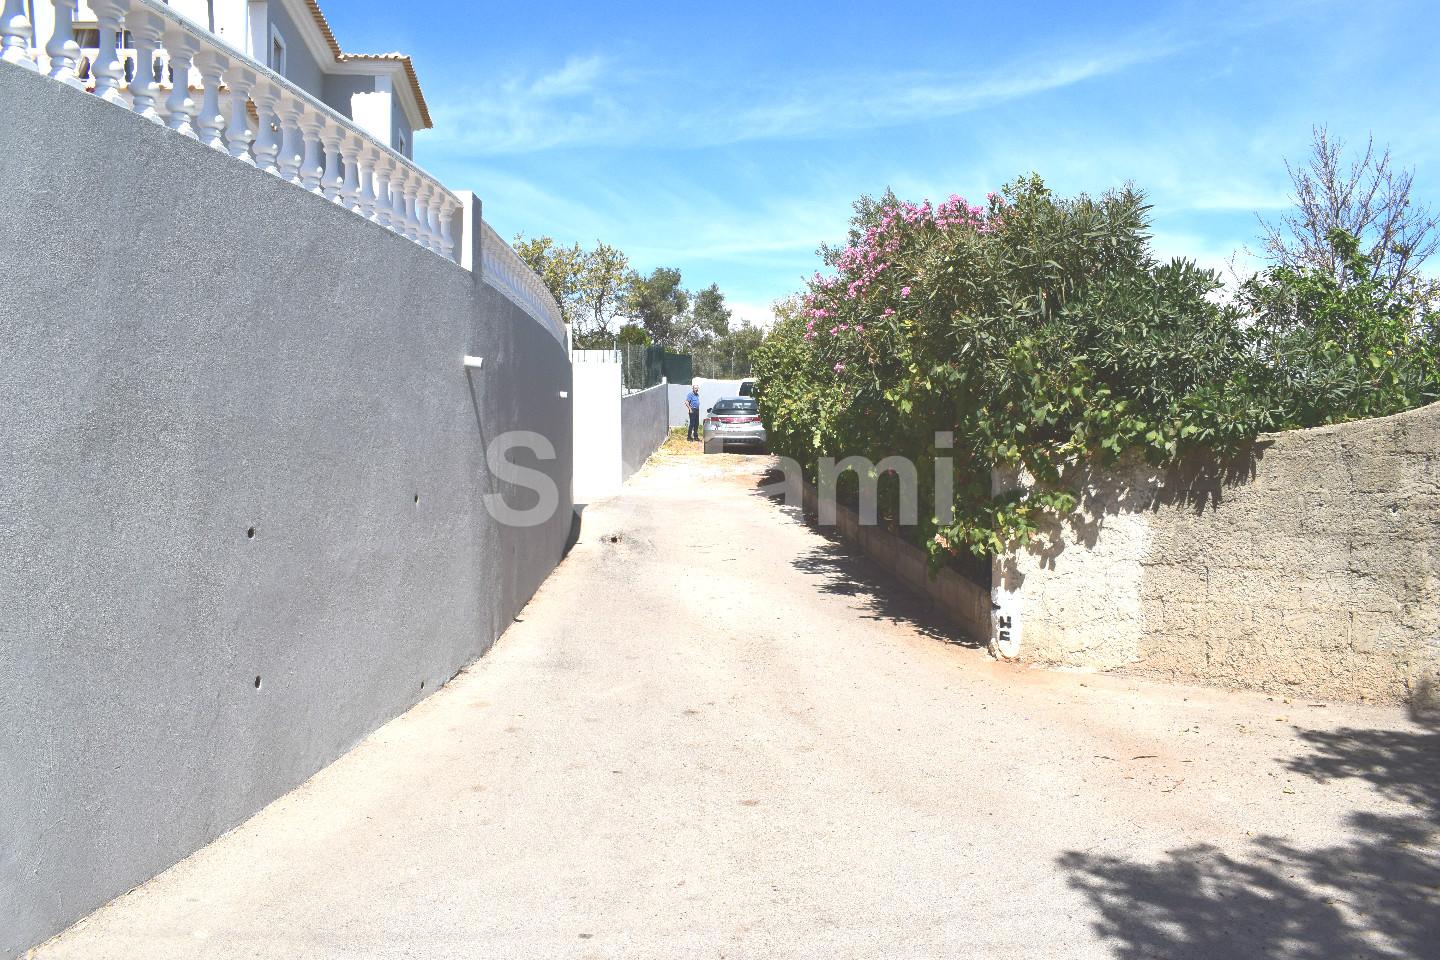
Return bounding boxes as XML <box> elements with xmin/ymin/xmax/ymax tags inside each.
<box><xmin>995</xmin><ymin>402</ymin><xmax>1440</xmax><ymax>706</ymax></box>
<box><xmin>0</xmin><ymin>64</ymin><xmax>572</xmax><ymax>958</ymax></box>
<box><xmin>620</xmin><ymin>383</ymin><xmax>668</xmax><ymax>481</ymax></box>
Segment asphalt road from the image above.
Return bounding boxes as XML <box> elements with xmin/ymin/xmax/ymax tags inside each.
<box><xmin>35</xmin><ymin>443</ymin><xmax>1439</xmax><ymax>959</ymax></box>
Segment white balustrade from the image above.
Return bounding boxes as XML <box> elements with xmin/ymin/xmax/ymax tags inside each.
<box><xmin>480</xmin><ymin>219</ymin><xmax>566</xmax><ymax>344</ymax></box>
<box><xmin>0</xmin><ymin>0</ymin><xmax>571</xmax><ymax>345</ymax></box>
<box><xmin>319</xmin><ymin>121</ymin><xmax>344</xmax><ymax>203</ymax></box>
<box><xmin>275</xmin><ymin>96</ymin><xmax>304</xmax><ymax>183</ymax></box>
<box><xmin>1</xmin><ymin>0</ymin><xmax>37</xmax><ymax>69</ymax></box>
<box><xmin>371</xmin><ymin>154</ymin><xmax>394</xmax><ymax>228</ymax></box>
<box><xmin>224</xmin><ymin>65</ymin><xmax>256</xmax><ymax>164</ymax></box>
<box><xmin>299</xmin><ymin>113</ymin><xmax>326</xmax><ymax>194</ymax></box>
<box><xmin>89</xmin><ymin>0</ymin><xmax>127</xmax><ymax>104</ymax></box>
<box><xmin>249</xmin><ymin>79</ymin><xmax>282</xmax><ymax>174</ymax></box>
<box><xmin>340</xmin><ymin>136</ymin><xmax>362</xmax><ymax>212</ymax></box>
<box><xmin>162</xmin><ymin>24</ymin><xmax>199</xmax><ymax>137</ymax></box>
<box><xmin>44</xmin><ymin>0</ymin><xmax>82</xmax><ymax>88</ymax></box>
<box><xmin>127</xmin><ymin>9</ymin><xmax>162</xmax><ymax>122</ymax></box>
<box><xmin>195</xmin><ymin>48</ymin><xmax>229</xmax><ymax>151</ymax></box>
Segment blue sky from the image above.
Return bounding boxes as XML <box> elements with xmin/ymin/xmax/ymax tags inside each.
<box><xmin>325</xmin><ymin>0</ymin><xmax>1439</xmax><ymax>326</ymax></box>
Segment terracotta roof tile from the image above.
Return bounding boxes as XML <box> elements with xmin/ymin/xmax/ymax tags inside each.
<box><xmin>302</xmin><ymin>0</ymin><xmax>433</xmax><ymax>129</ymax></box>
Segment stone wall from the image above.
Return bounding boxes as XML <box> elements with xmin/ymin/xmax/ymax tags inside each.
<box><xmin>621</xmin><ymin>382</ymin><xmax>669</xmax><ymax>481</ymax></box>
<box><xmin>994</xmin><ymin>402</ymin><xmax>1440</xmax><ymax>705</ymax></box>
<box><xmin>0</xmin><ymin>63</ymin><xmax>572</xmax><ymax>958</ymax></box>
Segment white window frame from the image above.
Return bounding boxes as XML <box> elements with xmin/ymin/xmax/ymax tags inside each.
<box><xmin>268</xmin><ymin>24</ymin><xmax>286</xmax><ymax>75</ymax></box>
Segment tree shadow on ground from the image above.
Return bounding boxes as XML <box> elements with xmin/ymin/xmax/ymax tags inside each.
<box><xmin>1059</xmin><ymin>716</ymin><xmax>1440</xmax><ymax>960</ymax></box>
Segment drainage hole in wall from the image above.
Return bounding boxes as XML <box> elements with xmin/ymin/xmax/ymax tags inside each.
<box><xmin>607</xmin><ymin>534</ymin><xmax>621</xmax><ymax>544</ymax></box>
<box><xmin>414</xmin><ymin>494</ymin><xmax>421</xmax><ymax>505</ymax></box>
<box><xmin>420</xmin><ymin>680</ymin><xmax>426</xmax><ymax>690</ymax></box>
<box><xmin>246</xmin><ymin>526</ymin><xmax>256</xmax><ymax>540</ymax></box>
<box><xmin>254</xmin><ymin>675</ymin><xmax>262</xmax><ymax>690</ymax></box>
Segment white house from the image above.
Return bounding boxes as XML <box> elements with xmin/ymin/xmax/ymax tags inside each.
<box><xmin>24</xmin><ymin>0</ymin><xmax>430</xmax><ymax>157</ymax></box>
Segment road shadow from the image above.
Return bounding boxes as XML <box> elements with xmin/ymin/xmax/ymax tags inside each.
<box><xmin>1058</xmin><ymin>715</ymin><xmax>1440</xmax><ymax>960</ymax></box>
<box><xmin>787</xmin><ymin>532</ymin><xmax>982</xmax><ymax>650</ymax></box>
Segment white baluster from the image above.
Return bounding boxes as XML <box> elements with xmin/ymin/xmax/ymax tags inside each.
<box><xmin>424</xmin><ymin>187</ymin><xmax>444</xmax><ymax>252</ymax></box>
<box><xmin>45</xmin><ymin>0</ymin><xmax>83</xmax><ymax>87</ymax></box>
<box><xmin>89</xmin><ymin>0</ymin><xmax>127</xmax><ymax>104</ymax></box>
<box><xmin>400</xmin><ymin>171</ymin><xmax>421</xmax><ymax>241</ymax></box>
<box><xmin>299</xmin><ymin>112</ymin><xmax>325</xmax><ymax>193</ymax></box>
<box><xmin>355</xmin><ymin>143</ymin><xmax>377</xmax><ymax>219</ymax></box>
<box><xmin>276</xmin><ymin>96</ymin><xmax>304</xmax><ymax>183</ymax></box>
<box><xmin>412</xmin><ymin>181</ymin><xmax>433</xmax><ymax>250</ymax></box>
<box><xmin>1</xmin><ymin>0</ymin><xmax>37</xmax><ymax>69</ymax></box>
<box><xmin>250</xmin><ymin>80</ymin><xmax>282</xmax><ymax>174</ymax></box>
<box><xmin>428</xmin><ymin>192</ymin><xmax>447</xmax><ymax>254</ymax></box>
<box><xmin>439</xmin><ymin>195</ymin><xmax>457</xmax><ymax>261</ymax></box>
<box><xmin>127</xmin><ymin>10</ymin><xmax>163</xmax><ymax>123</ymax></box>
<box><xmin>224</xmin><ymin>64</ymin><xmax>256</xmax><ymax>164</ymax></box>
<box><xmin>370</xmin><ymin>152</ymin><xmax>392</xmax><ymax>227</ymax></box>
<box><xmin>319</xmin><ymin>121</ymin><xmax>344</xmax><ymax>202</ymax></box>
<box><xmin>194</xmin><ymin>48</ymin><xmax>229</xmax><ymax>151</ymax></box>
<box><xmin>163</xmin><ymin>25</ymin><xmax>200</xmax><ymax>138</ymax></box>
<box><xmin>339</xmin><ymin>134</ymin><xmax>361</xmax><ymax>210</ymax></box>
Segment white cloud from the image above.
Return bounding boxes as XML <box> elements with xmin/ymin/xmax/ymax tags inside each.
<box><xmin>424</xmin><ymin>33</ymin><xmax>1175</xmax><ymax>157</ymax></box>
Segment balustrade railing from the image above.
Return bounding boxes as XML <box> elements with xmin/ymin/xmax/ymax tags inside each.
<box><xmin>3</xmin><ymin>0</ymin><xmax>462</xmax><ymax>258</ymax></box>
<box><xmin>4</xmin><ymin>0</ymin><xmax>568</xmax><ymax>341</ymax></box>
<box><xmin>480</xmin><ymin>218</ymin><xmax>566</xmax><ymax>344</ymax></box>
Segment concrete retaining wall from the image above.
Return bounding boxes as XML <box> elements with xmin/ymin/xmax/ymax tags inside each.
<box><xmin>799</xmin><ymin>485</ymin><xmax>990</xmax><ymax>643</ymax></box>
<box><xmin>995</xmin><ymin>402</ymin><xmax>1440</xmax><ymax>705</ymax></box>
<box><xmin>621</xmin><ymin>383</ymin><xmax>669</xmax><ymax>481</ymax></box>
<box><xmin>0</xmin><ymin>63</ymin><xmax>572</xmax><ymax>957</ymax></box>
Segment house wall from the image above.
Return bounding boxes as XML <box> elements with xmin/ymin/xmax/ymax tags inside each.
<box><xmin>320</xmin><ymin>72</ymin><xmax>375</xmax><ymax>121</ymax></box>
<box><xmin>992</xmin><ymin>402</ymin><xmax>1440</xmax><ymax>705</ymax></box>
<box><xmin>0</xmin><ymin>63</ymin><xmax>572</xmax><ymax>959</ymax></box>
<box><xmin>620</xmin><ymin>382</ymin><xmax>669</xmax><ymax>481</ymax></box>
<box><xmin>392</xmin><ymin>97</ymin><xmax>414</xmax><ymax>159</ymax></box>
<box><xmin>261</xmin><ymin>0</ymin><xmax>325</xmax><ymax>98</ymax></box>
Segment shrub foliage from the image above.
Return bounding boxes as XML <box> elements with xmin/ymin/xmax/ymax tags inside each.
<box><xmin>752</xmin><ymin>176</ymin><xmax>1439</xmax><ymax>564</ymax></box>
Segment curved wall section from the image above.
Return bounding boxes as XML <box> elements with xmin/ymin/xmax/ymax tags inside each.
<box><xmin>0</xmin><ymin>62</ymin><xmax>572</xmax><ymax>957</ymax></box>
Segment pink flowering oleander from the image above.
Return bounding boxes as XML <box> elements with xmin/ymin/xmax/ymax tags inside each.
<box><xmin>900</xmin><ymin>286</ymin><xmax>911</xmax><ymax>298</ymax></box>
<box><xmin>833</xmin><ymin>363</ymin><xmax>846</xmax><ymax>373</ymax></box>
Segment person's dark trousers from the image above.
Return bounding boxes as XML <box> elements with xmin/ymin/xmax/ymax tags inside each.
<box><xmin>688</xmin><ymin>409</ymin><xmax>699</xmax><ymax>441</ymax></box>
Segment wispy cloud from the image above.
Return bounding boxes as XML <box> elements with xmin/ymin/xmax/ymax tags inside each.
<box><xmin>425</xmin><ymin>34</ymin><xmax>1174</xmax><ymax>156</ymax></box>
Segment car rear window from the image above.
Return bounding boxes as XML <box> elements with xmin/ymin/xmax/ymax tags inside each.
<box><xmin>713</xmin><ymin>399</ymin><xmax>758</xmax><ymax>414</ymax></box>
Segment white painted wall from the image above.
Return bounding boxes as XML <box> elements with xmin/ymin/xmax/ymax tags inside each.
<box><xmin>668</xmin><ymin>377</ymin><xmax>746</xmax><ymax>427</ymax></box>
<box><xmin>571</xmin><ymin>350</ymin><xmax>623</xmax><ymax>503</ymax></box>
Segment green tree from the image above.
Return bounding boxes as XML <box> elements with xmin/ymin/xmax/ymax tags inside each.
<box><xmin>576</xmin><ymin>243</ymin><xmax>631</xmax><ymax>345</ymax></box>
<box><xmin>512</xmin><ymin>234</ymin><xmax>585</xmax><ymax>328</ymax></box>
<box><xmin>626</xmin><ymin>267</ymin><xmax>690</xmax><ymax>347</ymax></box>
<box><xmin>616</xmin><ymin>322</ymin><xmax>651</xmax><ymax>347</ymax></box>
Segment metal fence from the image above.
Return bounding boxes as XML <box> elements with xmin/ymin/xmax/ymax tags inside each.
<box><xmin>618</xmin><ymin>346</ymin><xmax>693</xmax><ymax>391</ymax></box>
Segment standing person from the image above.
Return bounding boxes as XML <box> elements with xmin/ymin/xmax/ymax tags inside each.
<box><xmin>684</xmin><ymin>383</ymin><xmax>701</xmax><ymax>442</ymax></box>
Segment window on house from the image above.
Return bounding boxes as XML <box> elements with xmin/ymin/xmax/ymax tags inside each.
<box><xmin>268</xmin><ymin>26</ymin><xmax>286</xmax><ymax>75</ymax></box>
<box><xmin>396</xmin><ymin>131</ymin><xmax>408</xmax><ymax>157</ymax></box>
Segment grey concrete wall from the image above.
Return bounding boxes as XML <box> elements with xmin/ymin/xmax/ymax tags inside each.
<box><xmin>0</xmin><ymin>63</ymin><xmax>571</xmax><ymax>958</ymax></box>
<box><xmin>994</xmin><ymin>402</ymin><xmax>1440</xmax><ymax>706</ymax></box>
<box><xmin>621</xmin><ymin>382</ymin><xmax>669</xmax><ymax>481</ymax></box>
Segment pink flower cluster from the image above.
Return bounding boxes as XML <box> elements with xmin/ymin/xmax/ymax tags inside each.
<box><xmin>799</xmin><ymin>190</ymin><xmax>997</xmax><ymax>369</ymax></box>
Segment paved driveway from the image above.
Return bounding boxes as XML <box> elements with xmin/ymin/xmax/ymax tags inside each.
<box><xmin>36</xmin><ymin>445</ymin><xmax>1438</xmax><ymax>959</ymax></box>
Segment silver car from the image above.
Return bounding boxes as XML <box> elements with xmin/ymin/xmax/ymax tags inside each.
<box><xmin>702</xmin><ymin>397</ymin><xmax>767</xmax><ymax>453</ymax></box>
